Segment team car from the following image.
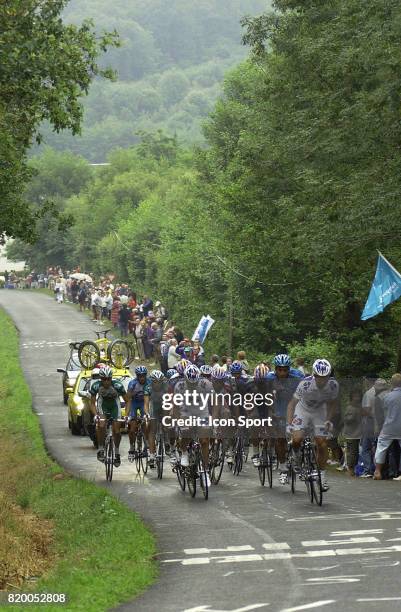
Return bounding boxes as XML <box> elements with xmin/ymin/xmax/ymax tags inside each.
<box><xmin>57</xmin><ymin>351</ymin><xmax>81</xmax><ymax>404</ymax></box>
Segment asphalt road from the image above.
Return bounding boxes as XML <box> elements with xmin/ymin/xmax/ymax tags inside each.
<box><xmin>1</xmin><ymin>290</ymin><xmax>401</xmax><ymax>612</ymax></box>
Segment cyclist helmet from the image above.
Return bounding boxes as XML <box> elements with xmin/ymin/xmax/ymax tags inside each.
<box><xmin>166</xmin><ymin>368</ymin><xmax>177</xmax><ymax>379</ymax></box>
<box><xmin>135</xmin><ymin>365</ymin><xmax>148</xmax><ymax>376</ymax></box>
<box><xmin>254</xmin><ymin>364</ymin><xmax>269</xmax><ymax>380</ymax></box>
<box><xmin>200</xmin><ymin>364</ymin><xmax>213</xmax><ymax>376</ymax></box>
<box><xmin>176</xmin><ymin>359</ymin><xmax>189</xmax><ymax>375</ymax></box>
<box><xmin>99</xmin><ymin>365</ymin><xmax>113</xmax><ymax>379</ymax></box>
<box><xmin>150</xmin><ymin>369</ymin><xmax>165</xmax><ymax>382</ymax></box>
<box><xmin>184</xmin><ymin>364</ymin><xmax>200</xmax><ymax>382</ymax></box>
<box><xmin>230</xmin><ymin>361</ymin><xmax>243</xmax><ymax>374</ymax></box>
<box><xmin>120</xmin><ymin>295</ymin><xmax>128</xmax><ymax>305</ymax></box>
<box><xmin>211</xmin><ymin>366</ymin><xmax>226</xmax><ymax>380</ymax></box>
<box><xmin>91</xmin><ymin>367</ymin><xmax>100</xmax><ymax>378</ymax></box>
<box><xmin>312</xmin><ymin>358</ymin><xmax>332</xmax><ymax>377</ymax></box>
<box><xmin>273</xmin><ymin>354</ymin><xmax>292</xmax><ymax>367</ymax></box>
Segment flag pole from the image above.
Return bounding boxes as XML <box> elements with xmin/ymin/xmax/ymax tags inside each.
<box><xmin>377</xmin><ymin>251</ymin><xmax>401</xmax><ymax>280</ymax></box>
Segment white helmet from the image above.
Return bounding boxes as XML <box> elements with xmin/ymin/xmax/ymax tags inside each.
<box><xmin>312</xmin><ymin>359</ymin><xmax>332</xmax><ymax>377</ymax></box>
<box><xmin>120</xmin><ymin>295</ymin><xmax>128</xmax><ymax>305</ymax></box>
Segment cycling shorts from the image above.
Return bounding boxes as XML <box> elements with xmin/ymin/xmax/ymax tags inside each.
<box><xmin>129</xmin><ymin>404</ymin><xmax>145</xmax><ymax>419</ymax></box>
<box><xmin>291</xmin><ymin>403</ymin><xmax>328</xmax><ymax>437</ymax></box>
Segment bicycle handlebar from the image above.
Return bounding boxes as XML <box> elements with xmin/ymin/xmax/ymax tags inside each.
<box><xmin>94</xmin><ymin>329</ymin><xmax>112</xmax><ymax>339</ymax></box>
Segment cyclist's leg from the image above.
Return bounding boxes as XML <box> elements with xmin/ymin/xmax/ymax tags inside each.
<box><xmin>147</xmin><ymin>417</ymin><xmax>157</xmax><ymax>468</ymax></box>
<box><xmin>96</xmin><ymin>416</ymin><xmax>106</xmax><ymax>461</ymax></box>
<box><xmin>128</xmin><ymin>415</ymin><xmax>139</xmax><ymax>458</ymax></box>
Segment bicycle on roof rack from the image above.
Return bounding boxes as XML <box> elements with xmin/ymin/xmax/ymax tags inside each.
<box><xmin>77</xmin><ymin>329</ymin><xmax>134</xmax><ymax>370</ymax></box>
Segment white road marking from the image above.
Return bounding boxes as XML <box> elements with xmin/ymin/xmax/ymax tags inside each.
<box><xmin>304</xmin><ymin>575</ymin><xmax>364</xmax><ymax>584</ymax></box>
<box><xmin>164</xmin><ymin>544</ymin><xmax>401</xmax><ymax>566</ymax></box>
<box><xmin>330</xmin><ymin>529</ymin><xmax>384</xmax><ymax>536</ymax></box>
<box><xmin>357</xmin><ymin>597</ymin><xmax>401</xmax><ymax>602</ymax></box>
<box><xmin>262</xmin><ymin>543</ymin><xmax>290</xmax><ymax>550</ymax></box>
<box><xmin>288</xmin><ymin>511</ymin><xmax>401</xmax><ymax>522</ymax></box>
<box><xmin>215</xmin><ymin>555</ymin><xmax>264</xmax><ymax>564</ymax></box>
<box><xmin>386</xmin><ymin>537</ymin><xmax>401</xmax><ymax>542</ymax></box>
<box><xmin>302</xmin><ymin>537</ymin><xmax>379</xmax><ymax>547</ymax></box>
<box><xmin>184</xmin><ymin>546</ymin><xmax>254</xmax><ymax>555</ymax></box>
<box><xmin>297</xmin><ymin>565</ymin><xmax>339</xmax><ymax>571</ymax></box>
<box><xmin>280</xmin><ymin>601</ymin><xmax>335</xmax><ymax>612</ymax></box>
<box><xmin>183</xmin><ymin>605</ymin><xmax>269</xmax><ymax>612</ymax></box>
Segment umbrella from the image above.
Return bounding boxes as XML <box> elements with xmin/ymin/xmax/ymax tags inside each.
<box><xmin>70</xmin><ymin>272</ymin><xmax>93</xmax><ymax>283</ymax></box>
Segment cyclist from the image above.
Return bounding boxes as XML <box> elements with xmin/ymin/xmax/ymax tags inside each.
<box><xmin>144</xmin><ymin>369</ymin><xmax>169</xmax><ymax>468</ymax></box>
<box><xmin>126</xmin><ymin>365</ymin><xmax>150</xmax><ymax>462</ymax></box>
<box><xmin>249</xmin><ymin>364</ymin><xmax>272</xmax><ymax>466</ymax></box>
<box><xmin>173</xmin><ymin>364</ymin><xmax>212</xmax><ymax>487</ymax></box>
<box><xmin>90</xmin><ymin>365</ymin><xmax>127</xmax><ymax>466</ymax></box>
<box><xmin>287</xmin><ymin>358</ymin><xmax>339</xmax><ymax>491</ymax></box>
<box><xmin>166</xmin><ymin>368</ymin><xmax>179</xmax><ymax>382</ymax></box>
<box><xmin>227</xmin><ymin>360</ymin><xmax>252</xmax><ymax>464</ymax></box>
<box><xmin>210</xmin><ymin>365</ymin><xmax>233</xmax><ymax>455</ymax></box>
<box><xmin>200</xmin><ymin>364</ymin><xmax>213</xmax><ymax>381</ymax></box>
<box><xmin>265</xmin><ymin>354</ymin><xmax>304</xmax><ymax>483</ymax></box>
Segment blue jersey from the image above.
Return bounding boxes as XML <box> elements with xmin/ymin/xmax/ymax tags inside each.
<box><xmin>127</xmin><ymin>377</ymin><xmax>150</xmax><ymax>407</ymax></box>
<box><xmin>266</xmin><ymin>368</ymin><xmax>304</xmax><ymax>417</ymax></box>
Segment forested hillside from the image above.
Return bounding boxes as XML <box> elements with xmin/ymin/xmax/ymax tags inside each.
<box><xmin>9</xmin><ymin>0</ymin><xmax>401</xmax><ymax>375</ymax></box>
<box><xmin>39</xmin><ymin>0</ymin><xmax>268</xmax><ymax>160</ymax></box>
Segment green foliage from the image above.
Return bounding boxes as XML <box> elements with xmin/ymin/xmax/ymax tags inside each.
<box><xmin>0</xmin><ymin>0</ymin><xmax>118</xmax><ymax>241</ymax></box>
<box><xmin>11</xmin><ymin>0</ymin><xmax>401</xmax><ymax>375</ymax></box>
<box><xmin>38</xmin><ymin>0</ymin><xmax>270</xmax><ymax>159</ymax></box>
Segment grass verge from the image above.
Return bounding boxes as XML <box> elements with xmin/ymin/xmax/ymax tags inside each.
<box><xmin>0</xmin><ymin>307</ymin><xmax>157</xmax><ymax>611</ymax></box>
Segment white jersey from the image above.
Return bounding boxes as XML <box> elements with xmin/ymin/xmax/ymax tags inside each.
<box><xmin>294</xmin><ymin>376</ymin><xmax>338</xmax><ymax>412</ymax></box>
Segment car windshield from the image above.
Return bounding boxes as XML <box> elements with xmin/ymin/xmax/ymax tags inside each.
<box><xmin>77</xmin><ymin>377</ymin><xmax>90</xmax><ymax>393</ymax></box>
<box><xmin>67</xmin><ymin>353</ymin><xmax>81</xmax><ymax>371</ymax></box>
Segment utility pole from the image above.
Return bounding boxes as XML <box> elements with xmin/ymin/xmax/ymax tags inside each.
<box><xmin>227</xmin><ymin>271</ymin><xmax>233</xmax><ymax>356</ymax></box>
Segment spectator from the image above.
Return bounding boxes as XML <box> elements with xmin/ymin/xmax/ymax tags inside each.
<box><xmin>294</xmin><ymin>357</ymin><xmax>307</xmax><ymax>375</ymax></box>
<box><xmin>118</xmin><ymin>300</ymin><xmax>131</xmax><ymax>337</ymax></box>
<box><xmin>133</xmin><ymin>317</ymin><xmax>145</xmax><ymax>360</ymax></box>
<box><xmin>210</xmin><ymin>354</ymin><xmax>220</xmax><ymax>368</ymax></box>
<box><xmin>168</xmin><ymin>339</ymin><xmax>181</xmax><ymax>369</ymax></box>
<box><xmin>359</xmin><ymin>377</ymin><xmax>377</xmax><ymax>478</ymax></box>
<box><xmin>105</xmin><ymin>291</ymin><xmax>113</xmax><ymax>320</ymax></box>
<box><xmin>77</xmin><ymin>282</ymin><xmax>87</xmax><ymax>312</ymax></box>
<box><xmin>111</xmin><ymin>296</ymin><xmax>120</xmax><ymax>328</ymax></box>
<box><xmin>374</xmin><ymin>374</ymin><xmax>401</xmax><ymax>480</ymax></box>
<box><xmin>343</xmin><ymin>389</ymin><xmax>363</xmax><ymax>477</ymax></box>
<box><xmin>142</xmin><ymin>295</ymin><xmax>153</xmax><ymax>317</ymax></box>
<box><xmin>237</xmin><ymin>350</ymin><xmax>250</xmax><ymax>373</ymax></box>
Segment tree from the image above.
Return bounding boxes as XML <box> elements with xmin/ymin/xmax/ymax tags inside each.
<box><xmin>0</xmin><ymin>0</ymin><xmax>118</xmax><ymax>242</ymax></box>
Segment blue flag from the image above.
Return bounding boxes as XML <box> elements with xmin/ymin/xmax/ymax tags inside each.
<box><xmin>361</xmin><ymin>253</ymin><xmax>401</xmax><ymax>320</ymax></box>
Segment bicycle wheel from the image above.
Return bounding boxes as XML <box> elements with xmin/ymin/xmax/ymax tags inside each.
<box><xmin>140</xmin><ymin>435</ymin><xmax>148</xmax><ymax>475</ymax></box>
<box><xmin>105</xmin><ymin>436</ymin><xmax>114</xmax><ymax>482</ymax></box>
<box><xmin>210</xmin><ymin>440</ymin><xmax>224</xmax><ymax>485</ymax></box>
<box><xmin>78</xmin><ymin>341</ymin><xmax>100</xmax><ymax>369</ymax></box>
<box><xmin>266</xmin><ymin>446</ymin><xmax>273</xmax><ymax>489</ymax></box>
<box><xmin>309</xmin><ymin>448</ymin><xmax>323</xmax><ymax>506</ymax></box>
<box><xmin>107</xmin><ymin>339</ymin><xmax>130</xmax><ymax>368</ymax></box>
<box><xmin>135</xmin><ymin>435</ymin><xmax>142</xmax><ymax>474</ymax></box>
<box><xmin>258</xmin><ymin>444</ymin><xmax>267</xmax><ymax>486</ymax></box>
<box><xmin>233</xmin><ymin>437</ymin><xmax>243</xmax><ymax>475</ymax></box>
<box><xmin>176</xmin><ymin>464</ymin><xmax>186</xmax><ymax>491</ymax></box>
<box><xmin>197</xmin><ymin>452</ymin><xmax>209</xmax><ymax>500</ymax></box>
<box><xmin>290</xmin><ymin>465</ymin><xmax>296</xmax><ymax>493</ymax></box>
<box><xmin>187</xmin><ymin>467</ymin><xmax>197</xmax><ymax>497</ymax></box>
<box><xmin>156</xmin><ymin>435</ymin><xmax>164</xmax><ymax>479</ymax></box>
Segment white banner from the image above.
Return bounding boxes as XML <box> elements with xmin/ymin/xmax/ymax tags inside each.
<box><xmin>192</xmin><ymin>314</ymin><xmax>215</xmax><ymax>343</ymax></box>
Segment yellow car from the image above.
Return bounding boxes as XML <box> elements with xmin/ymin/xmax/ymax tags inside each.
<box><xmin>66</xmin><ymin>367</ymin><xmax>133</xmax><ymax>436</ymax></box>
